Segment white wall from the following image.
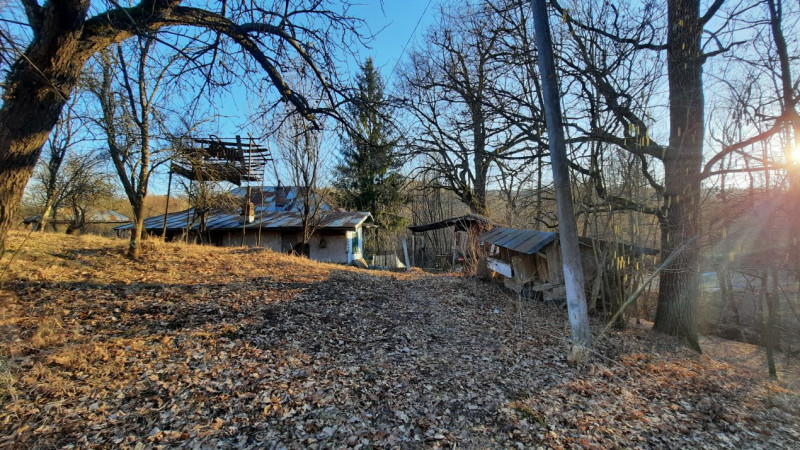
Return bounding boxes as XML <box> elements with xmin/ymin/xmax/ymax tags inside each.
<box><xmin>309</xmin><ymin>232</ymin><xmax>350</xmax><ymax>263</ymax></box>
<box><xmin>353</xmin><ymin>228</ymin><xmax>363</xmax><ymax>260</ymax></box>
<box><xmin>222</xmin><ymin>230</ymin><xmax>282</xmax><ymax>251</ymax></box>
<box><xmin>218</xmin><ymin>228</ymin><xmax>361</xmax><ymax>264</ymax></box>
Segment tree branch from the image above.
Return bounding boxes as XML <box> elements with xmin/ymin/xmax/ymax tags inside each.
<box><xmin>701</xmin><ymin>113</ymin><xmax>791</xmax><ymax>178</ymax></box>
<box><xmin>21</xmin><ymin>0</ymin><xmax>43</xmax><ymax>33</ymax></box>
<box><xmin>700</xmin><ymin>0</ymin><xmax>725</xmax><ymax>26</ymax></box>
<box><xmin>550</xmin><ymin>0</ymin><xmax>667</xmax><ymax>51</ymax></box>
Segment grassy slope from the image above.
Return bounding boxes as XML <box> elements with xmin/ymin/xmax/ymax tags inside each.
<box><xmin>1</xmin><ymin>230</ymin><xmax>798</xmax><ymax>448</ymax></box>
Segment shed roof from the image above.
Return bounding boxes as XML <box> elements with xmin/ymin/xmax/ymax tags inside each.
<box><xmin>480</xmin><ymin>226</ymin><xmax>659</xmax><ymax>257</ymax></box>
<box><xmin>407</xmin><ymin>214</ymin><xmax>492</xmax><ymax>233</ymax></box>
<box><xmin>479</xmin><ymin>226</ymin><xmax>558</xmax><ymax>255</ymax></box>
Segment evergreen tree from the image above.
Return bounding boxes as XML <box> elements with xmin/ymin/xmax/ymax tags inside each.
<box><xmin>335</xmin><ymin>58</ymin><xmax>406</xmax><ymax>237</ymax></box>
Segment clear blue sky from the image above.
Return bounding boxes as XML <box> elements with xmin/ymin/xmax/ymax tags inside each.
<box><xmin>150</xmin><ymin>1</ymin><xmax>438</xmax><ymax>194</ymax></box>
<box><xmin>349</xmin><ymin>1</ymin><xmax>437</xmax><ymax>81</ymax></box>
<box><xmin>210</xmin><ymin>1</ymin><xmax>436</xmax><ymax>137</ymax></box>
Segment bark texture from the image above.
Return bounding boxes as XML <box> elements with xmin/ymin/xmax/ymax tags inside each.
<box><xmin>653</xmin><ymin>0</ymin><xmax>704</xmax><ymax>351</ymax></box>
<box><xmin>0</xmin><ymin>1</ymin><xmax>94</xmax><ymax>257</ymax></box>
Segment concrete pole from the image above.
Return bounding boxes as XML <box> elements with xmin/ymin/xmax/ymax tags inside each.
<box><xmin>530</xmin><ymin>0</ymin><xmax>592</xmax><ymax>352</ymax></box>
<box><xmin>162</xmin><ymin>170</ymin><xmax>173</xmax><ymax>240</ymax></box>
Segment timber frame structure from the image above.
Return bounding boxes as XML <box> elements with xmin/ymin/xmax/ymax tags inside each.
<box><xmin>170</xmin><ymin>136</ymin><xmax>272</xmax><ymax>186</ymax></box>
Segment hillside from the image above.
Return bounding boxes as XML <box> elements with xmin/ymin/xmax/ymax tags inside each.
<box><xmin>1</xmin><ymin>231</ymin><xmax>798</xmax><ymax>448</ymax></box>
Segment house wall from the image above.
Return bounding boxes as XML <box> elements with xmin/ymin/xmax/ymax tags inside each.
<box><xmin>344</xmin><ymin>229</ymin><xmax>364</xmax><ymax>263</ymax></box>
<box><xmin>545</xmin><ymin>245</ymin><xmax>563</xmax><ymax>285</ymax></box>
<box><xmin>221</xmin><ymin>230</ymin><xmax>282</xmax><ymax>251</ymax></box>
<box><xmin>355</xmin><ymin>228</ymin><xmax>363</xmax><ymax>260</ymax></box>
<box><xmin>487</xmin><ymin>240</ymin><xmax>649</xmax><ymax>305</ymax></box>
<box><xmin>281</xmin><ymin>232</ymin><xmax>300</xmax><ymax>252</ymax></box>
<box><xmin>543</xmin><ymin>243</ymin><xmax>600</xmax><ymax>286</ymax></box>
<box><xmin>214</xmin><ymin>228</ymin><xmax>359</xmax><ymax>264</ymax></box>
<box><xmin>310</xmin><ymin>232</ymin><xmax>350</xmax><ymax>264</ymax></box>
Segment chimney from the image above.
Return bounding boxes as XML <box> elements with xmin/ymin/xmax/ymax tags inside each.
<box><xmin>241</xmin><ymin>201</ymin><xmax>255</xmax><ymax>224</ymax></box>
<box><xmin>275</xmin><ymin>183</ymin><xmax>287</xmax><ymax>209</ymax></box>
<box><xmin>241</xmin><ymin>185</ymin><xmax>255</xmax><ymax>224</ymax></box>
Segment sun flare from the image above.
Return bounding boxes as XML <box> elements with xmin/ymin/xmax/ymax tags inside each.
<box><xmin>791</xmin><ymin>145</ymin><xmax>800</xmax><ymax>164</ymax></box>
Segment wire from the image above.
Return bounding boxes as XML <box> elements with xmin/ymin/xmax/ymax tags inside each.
<box><xmin>387</xmin><ymin>0</ymin><xmax>434</xmax><ymax>84</ymax></box>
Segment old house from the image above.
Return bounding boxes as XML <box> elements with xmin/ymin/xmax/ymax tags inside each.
<box><xmin>115</xmin><ymin>186</ymin><xmax>371</xmax><ymax>264</ymax></box>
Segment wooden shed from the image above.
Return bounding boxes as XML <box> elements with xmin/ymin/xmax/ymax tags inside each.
<box><xmin>479</xmin><ymin>226</ymin><xmax>658</xmax><ymax>305</ymax></box>
<box><xmin>407</xmin><ymin>214</ymin><xmax>492</xmax><ymax>270</ymax></box>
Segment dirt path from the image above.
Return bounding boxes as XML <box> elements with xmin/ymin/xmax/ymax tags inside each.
<box><xmin>250</xmin><ymin>270</ymin><xmax>573</xmax><ymax>446</ymax></box>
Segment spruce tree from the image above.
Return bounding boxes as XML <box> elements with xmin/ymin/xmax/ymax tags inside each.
<box><xmin>335</xmin><ymin>58</ymin><xmax>406</xmax><ymax>239</ymax></box>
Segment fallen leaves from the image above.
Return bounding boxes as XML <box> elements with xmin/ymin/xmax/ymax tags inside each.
<box><xmin>0</xmin><ymin>231</ymin><xmax>798</xmax><ymax>448</ymax></box>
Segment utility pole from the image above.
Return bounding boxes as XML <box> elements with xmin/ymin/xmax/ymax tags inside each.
<box><xmin>162</xmin><ymin>170</ymin><xmax>173</xmax><ymax>239</ymax></box>
<box><xmin>530</xmin><ymin>0</ymin><xmax>592</xmax><ymax>356</ymax></box>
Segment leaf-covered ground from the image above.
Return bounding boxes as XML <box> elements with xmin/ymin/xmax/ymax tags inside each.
<box><xmin>1</xmin><ymin>231</ymin><xmax>798</xmax><ymax>448</ymax></box>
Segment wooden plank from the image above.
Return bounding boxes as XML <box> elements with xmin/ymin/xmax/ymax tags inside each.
<box><xmin>487</xmin><ymin>257</ymin><xmax>513</xmax><ymax>278</ymax></box>
<box><xmin>504</xmin><ymin>277</ymin><xmax>523</xmax><ymax>294</ymax></box>
<box><xmin>512</xmin><ymin>255</ymin><xmax>538</xmax><ymax>284</ymax></box>
<box><xmin>530</xmin><ymin>282</ymin><xmax>554</xmax><ymax>292</ymax></box>
<box><xmin>402</xmin><ymin>238</ymin><xmax>411</xmax><ymax>271</ymax></box>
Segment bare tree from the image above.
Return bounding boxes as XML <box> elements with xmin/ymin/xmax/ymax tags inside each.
<box><xmin>181</xmin><ymin>179</ymin><xmax>238</xmax><ymax>243</ymax></box>
<box><xmin>27</xmin><ymin>149</ymin><xmax>113</xmax><ymax>233</ymax></box>
<box><xmin>87</xmin><ymin>41</ymin><xmax>174</xmax><ymax>258</ymax></box>
<box><xmin>32</xmin><ymin>99</ymin><xmax>86</xmax><ymax>232</ymax></box>
<box><xmin>702</xmin><ymin>0</ymin><xmax>800</xmax><ymax>184</ymax></box>
<box><xmin>551</xmin><ymin>0</ymin><xmax>748</xmax><ymax>348</ymax></box>
<box><xmin>59</xmin><ymin>153</ymin><xmax>116</xmax><ymax>234</ymax></box>
<box><xmin>399</xmin><ymin>2</ymin><xmax>537</xmax><ymax>215</ymax></box>
<box><xmin>0</xmin><ymin>0</ymin><xmax>366</xmax><ymax>258</ymax></box>
<box><xmin>273</xmin><ymin>114</ymin><xmax>328</xmax><ymax>255</ymax></box>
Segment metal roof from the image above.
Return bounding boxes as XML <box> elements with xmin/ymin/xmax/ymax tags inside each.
<box><xmin>479</xmin><ymin>226</ymin><xmax>558</xmax><ymax>255</ymax></box>
<box><xmin>115</xmin><ymin>207</ymin><xmax>371</xmax><ymax>232</ymax></box>
<box><xmin>480</xmin><ymin>226</ymin><xmax>659</xmax><ymax>257</ymax></box>
<box><xmin>407</xmin><ymin>214</ymin><xmax>492</xmax><ymax>233</ymax></box>
<box><xmin>229</xmin><ymin>185</ymin><xmax>339</xmax><ymax>213</ymax></box>
<box><xmin>24</xmin><ymin>208</ymin><xmax>130</xmax><ymax>224</ymax></box>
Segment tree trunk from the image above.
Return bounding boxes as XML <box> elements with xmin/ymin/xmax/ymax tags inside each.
<box><xmin>653</xmin><ymin>0</ymin><xmax>704</xmax><ymax>352</ymax></box>
<box><xmin>765</xmin><ymin>270</ymin><xmax>779</xmax><ymax>379</ymax></box>
<box><xmin>0</xmin><ymin>71</ymin><xmax>75</xmax><ymax>255</ymax></box>
<box><xmin>38</xmin><ymin>188</ymin><xmax>58</xmax><ymax>233</ymax></box>
<box><xmin>0</xmin><ymin>1</ymin><xmax>93</xmax><ymax>257</ymax></box>
<box><xmin>129</xmin><ymin>198</ymin><xmax>146</xmax><ymax>258</ymax></box>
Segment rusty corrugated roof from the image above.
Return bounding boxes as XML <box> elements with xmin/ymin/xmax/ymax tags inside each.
<box><xmin>481</xmin><ymin>226</ymin><xmax>659</xmax><ymax>257</ymax></box>
<box><xmin>115</xmin><ymin>185</ymin><xmax>368</xmax><ymax>232</ymax></box>
<box><xmin>229</xmin><ymin>186</ymin><xmax>339</xmax><ymax>212</ymax></box>
<box><xmin>115</xmin><ymin>207</ymin><xmax>371</xmax><ymax>232</ymax></box>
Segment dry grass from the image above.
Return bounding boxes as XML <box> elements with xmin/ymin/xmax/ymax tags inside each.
<box><xmin>0</xmin><ymin>357</ymin><xmax>15</xmax><ymax>404</ymax></box>
<box><xmin>1</xmin><ymin>230</ymin><xmax>422</xmax><ymax>287</ymax></box>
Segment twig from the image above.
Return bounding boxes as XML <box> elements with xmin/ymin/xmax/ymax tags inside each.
<box><xmin>598</xmin><ymin>237</ymin><xmax>697</xmax><ymax>340</ymax></box>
